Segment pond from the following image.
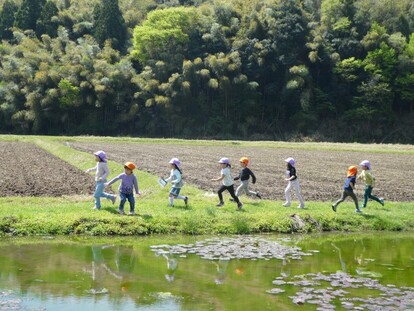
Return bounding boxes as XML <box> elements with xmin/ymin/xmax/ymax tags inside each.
<box><xmin>0</xmin><ymin>232</ymin><xmax>413</xmax><ymax>311</ymax></box>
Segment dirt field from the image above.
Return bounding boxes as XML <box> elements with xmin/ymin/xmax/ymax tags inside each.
<box><xmin>0</xmin><ymin>142</ymin><xmax>95</xmax><ymax>197</ymax></box>
<box><xmin>70</xmin><ymin>142</ymin><xmax>414</xmax><ymax>202</ymax></box>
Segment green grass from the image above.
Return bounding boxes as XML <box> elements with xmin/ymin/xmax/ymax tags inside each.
<box><xmin>1</xmin><ymin>135</ymin><xmax>414</xmax><ymax>236</ymax></box>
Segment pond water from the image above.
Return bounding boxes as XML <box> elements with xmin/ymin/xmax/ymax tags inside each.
<box><xmin>0</xmin><ymin>232</ymin><xmax>413</xmax><ymax>311</ymax></box>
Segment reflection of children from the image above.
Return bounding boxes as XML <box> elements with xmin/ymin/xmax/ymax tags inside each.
<box><xmin>164</xmin><ymin>158</ymin><xmax>188</xmax><ymax>207</ymax></box>
<box><xmin>213</xmin><ymin>259</ymin><xmax>229</xmax><ymax>285</ymax></box>
<box><xmin>163</xmin><ymin>253</ymin><xmax>178</xmax><ymax>282</ymax></box>
<box><xmin>332</xmin><ymin>166</ymin><xmax>362</xmax><ymax>213</ymax></box>
<box><xmin>234</xmin><ymin>157</ymin><xmax>262</xmax><ymax>199</ymax></box>
<box><xmin>357</xmin><ymin>160</ymin><xmax>384</xmax><ymax>208</ymax></box>
<box><xmin>211</xmin><ymin>158</ymin><xmax>243</xmax><ymax>209</ymax></box>
<box><xmin>86</xmin><ymin>151</ymin><xmax>114</xmax><ymax>210</ymax></box>
<box><xmin>105</xmin><ymin>162</ymin><xmax>139</xmax><ymax>215</ymax></box>
<box><xmin>283</xmin><ymin>157</ymin><xmax>305</xmax><ymax>208</ymax></box>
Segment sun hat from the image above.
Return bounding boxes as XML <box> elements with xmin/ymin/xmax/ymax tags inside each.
<box><xmin>169</xmin><ymin>158</ymin><xmax>181</xmax><ymax>167</ymax></box>
<box><xmin>94</xmin><ymin>150</ymin><xmax>107</xmax><ymax>162</ymax></box>
<box><xmin>124</xmin><ymin>162</ymin><xmax>136</xmax><ymax>170</ymax></box>
<box><xmin>359</xmin><ymin>160</ymin><xmax>371</xmax><ymax>170</ymax></box>
<box><xmin>218</xmin><ymin>157</ymin><xmax>230</xmax><ymax>164</ymax></box>
<box><xmin>347</xmin><ymin>165</ymin><xmax>358</xmax><ymax>177</ymax></box>
<box><xmin>239</xmin><ymin>157</ymin><xmax>249</xmax><ymax>165</ymax></box>
<box><xmin>284</xmin><ymin>157</ymin><xmax>295</xmax><ymax>167</ymax></box>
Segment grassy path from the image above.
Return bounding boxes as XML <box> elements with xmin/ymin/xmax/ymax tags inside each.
<box><xmin>0</xmin><ymin>135</ymin><xmax>413</xmax><ymax>236</ymax></box>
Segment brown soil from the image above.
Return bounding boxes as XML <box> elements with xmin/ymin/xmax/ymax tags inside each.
<box><xmin>0</xmin><ymin>142</ymin><xmax>95</xmax><ymax>197</ymax></box>
<box><xmin>70</xmin><ymin>142</ymin><xmax>414</xmax><ymax>202</ymax></box>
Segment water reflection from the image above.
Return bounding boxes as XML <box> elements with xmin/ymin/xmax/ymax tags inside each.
<box><xmin>87</xmin><ymin>244</ymin><xmax>136</xmax><ymax>295</ymax></box>
<box><xmin>0</xmin><ymin>233</ymin><xmax>413</xmax><ymax>311</ymax></box>
<box><xmin>213</xmin><ymin>259</ymin><xmax>229</xmax><ymax>285</ymax></box>
<box><xmin>161</xmin><ymin>252</ymin><xmax>178</xmax><ymax>282</ymax></box>
<box><xmin>331</xmin><ymin>240</ymin><xmax>383</xmax><ymax>278</ymax></box>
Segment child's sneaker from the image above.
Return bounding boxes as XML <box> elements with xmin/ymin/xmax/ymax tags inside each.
<box><xmin>129</xmin><ymin>211</ymin><xmax>135</xmax><ymax>216</ymax></box>
<box><xmin>110</xmin><ymin>196</ymin><xmax>116</xmax><ymax>204</ymax></box>
<box><xmin>331</xmin><ymin>204</ymin><xmax>336</xmax><ymax>212</ymax></box>
<box><xmin>355</xmin><ymin>208</ymin><xmax>362</xmax><ymax>213</ymax></box>
<box><xmin>92</xmin><ymin>206</ymin><xmax>100</xmax><ymax>210</ymax></box>
<box><xmin>237</xmin><ymin>202</ymin><xmax>243</xmax><ymax>210</ymax></box>
<box><xmin>216</xmin><ymin>201</ymin><xmax>224</xmax><ymax>207</ymax></box>
<box><xmin>298</xmin><ymin>204</ymin><xmax>305</xmax><ymax>209</ymax></box>
<box><xmin>118</xmin><ymin>209</ymin><xmax>125</xmax><ymax>215</ymax></box>
<box><xmin>256</xmin><ymin>192</ymin><xmax>262</xmax><ymax>199</ymax></box>
<box><xmin>184</xmin><ymin>196</ymin><xmax>188</xmax><ymax>206</ymax></box>
<box><xmin>380</xmin><ymin>198</ymin><xmax>385</xmax><ymax>206</ymax></box>
<box><xmin>282</xmin><ymin>202</ymin><xmax>290</xmax><ymax>207</ymax></box>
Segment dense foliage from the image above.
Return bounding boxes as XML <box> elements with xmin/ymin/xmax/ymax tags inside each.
<box><xmin>0</xmin><ymin>0</ymin><xmax>413</xmax><ymax>143</ymax></box>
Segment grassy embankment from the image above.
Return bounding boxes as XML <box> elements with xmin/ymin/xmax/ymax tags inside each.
<box><xmin>1</xmin><ymin>135</ymin><xmax>414</xmax><ymax>236</ymax></box>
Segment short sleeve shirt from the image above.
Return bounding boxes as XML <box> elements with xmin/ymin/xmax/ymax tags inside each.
<box><xmin>221</xmin><ymin>167</ymin><xmax>234</xmax><ymax>186</ymax></box>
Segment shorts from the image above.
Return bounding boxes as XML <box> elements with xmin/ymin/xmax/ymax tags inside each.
<box><xmin>169</xmin><ymin>187</ymin><xmax>181</xmax><ymax>197</ymax></box>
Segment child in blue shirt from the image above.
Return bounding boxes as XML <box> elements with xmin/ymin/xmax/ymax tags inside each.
<box><xmin>164</xmin><ymin>158</ymin><xmax>188</xmax><ymax>207</ymax></box>
<box><xmin>332</xmin><ymin>166</ymin><xmax>362</xmax><ymax>213</ymax></box>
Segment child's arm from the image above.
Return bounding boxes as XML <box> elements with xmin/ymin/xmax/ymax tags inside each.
<box><xmin>164</xmin><ymin>170</ymin><xmax>173</xmax><ymax>183</ymax></box>
<box><xmin>350</xmin><ymin>181</ymin><xmax>355</xmax><ymax>190</ymax></box>
<box><xmin>85</xmin><ymin>164</ymin><xmax>97</xmax><ymax>173</ymax></box>
<box><xmin>105</xmin><ymin>174</ymin><xmax>121</xmax><ymax>187</ymax></box>
<box><xmin>211</xmin><ymin>172</ymin><xmax>224</xmax><ymax>182</ymax></box>
<box><xmin>133</xmin><ymin>176</ymin><xmax>140</xmax><ymax>195</ymax></box>
<box><xmin>234</xmin><ymin>171</ymin><xmax>241</xmax><ymax>181</ymax></box>
<box><xmin>249</xmin><ymin>169</ymin><xmax>257</xmax><ymax>184</ymax></box>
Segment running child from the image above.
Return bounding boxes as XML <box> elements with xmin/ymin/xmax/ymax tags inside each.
<box><xmin>233</xmin><ymin>157</ymin><xmax>262</xmax><ymax>199</ymax></box>
<box><xmin>211</xmin><ymin>157</ymin><xmax>243</xmax><ymax>209</ymax></box>
<box><xmin>283</xmin><ymin>157</ymin><xmax>305</xmax><ymax>208</ymax></box>
<box><xmin>164</xmin><ymin>158</ymin><xmax>188</xmax><ymax>207</ymax></box>
<box><xmin>85</xmin><ymin>150</ymin><xmax>115</xmax><ymax>210</ymax></box>
<box><xmin>357</xmin><ymin>160</ymin><xmax>384</xmax><ymax>208</ymax></box>
<box><xmin>332</xmin><ymin>165</ymin><xmax>362</xmax><ymax>213</ymax></box>
<box><xmin>105</xmin><ymin>162</ymin><xmax>139</xmax><ymax>215</ymax></box>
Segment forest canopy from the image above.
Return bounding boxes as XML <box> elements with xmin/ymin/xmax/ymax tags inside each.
<box><xmin>0</xmin><ymin>0</ymin><xmax>413</xmax><ymax>143</ymax></box>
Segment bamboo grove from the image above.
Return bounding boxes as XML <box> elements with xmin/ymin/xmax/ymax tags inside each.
<box><xmin>0</xmin><ymin>0</ymin><xmax>413</xmax><ymax>143</ymax></box>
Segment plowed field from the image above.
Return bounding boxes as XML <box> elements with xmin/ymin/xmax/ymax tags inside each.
<box><xmin>70</xmin><ymin>142</ymin><xmax>414</xmax><ymax>202</ymax></box>
<box><xmin>0</xmin><ymin>142</ymin><xmax>94</xmax><ymax>197</ymax></box>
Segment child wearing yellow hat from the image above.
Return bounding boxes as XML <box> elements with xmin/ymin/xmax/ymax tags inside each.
<box><xmin>332</xmin><ymin>166</ymin><xmax>362</xmax><ymax>213</ymax></box>
<box><xmin>105</xmin><ymin>162</ymin><xmax>140</xmax><ymax>215</ymax></box>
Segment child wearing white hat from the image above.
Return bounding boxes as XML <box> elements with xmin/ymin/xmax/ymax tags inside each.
<box><xmin>357</xmin><ymin>160</ymin><xmax>384</xmax><ymax>208</ymax></box>
<box><xmin>211</xmin><ymin>157</ymin><xmax>243</xmax><ymax>209</ymax></box>
<box><xmin>283</xmin><ymin>157</ymin><xmax>305</xmax><ymax>209</ymax></box>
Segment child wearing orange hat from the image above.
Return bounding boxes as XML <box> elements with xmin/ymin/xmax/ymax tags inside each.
<box><xmin>105</xmin><ymin>162</ymin><xmax>140</xmax><ymax>215</ymax></box>
<box><xmin>234</xmin><ymin>157</ymin><xmax>262</xmax><ymax>199</ymax></box>
<box><xmin>332</xmin><ymin>166</ymin><xmax>362</xmax><ymax>213</ymax></box>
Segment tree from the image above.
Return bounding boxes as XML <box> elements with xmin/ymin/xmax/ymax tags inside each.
<box><xmin>14</xmin><ymin>0</ymin><xmax>46</xmax><ymax>31</ymax></box>
<box><xmin>132</xmin><ymin>7</ymin><xmax>197</xmax><ymax>70</ymax></box>
<box><xmin>93</xmin><ymin>0</ymin><xmax>128</xmax><ymax>52</ymax></box>
<box><xmin>36</xmin><ymin>1</ymin><xmax>59</xmax><ymax>38</ymax></box>
<box><xmin>0</xmin><ymin>0</ymin><xmax>18</xmax><ymax>40</ymax></box>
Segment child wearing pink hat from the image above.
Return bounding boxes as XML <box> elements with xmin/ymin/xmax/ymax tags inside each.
<box><xmin>357</xmin><ymin>160</ymin><xmax>384</xmax><ymax>208</ymax></box>
<box><xmin>283</xmin><ymin>157</ymin><xmax>305</xmax><ymax>208</ymax></box>
<box><xmin>163</xmin><ymin>158</ymin><xmax>188</xmax><ymax>207</ymax></box>
<box><xmin>85</xmin><ymin>150</ymin><xmax>115</xmax><ymax>210</ymax></box>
